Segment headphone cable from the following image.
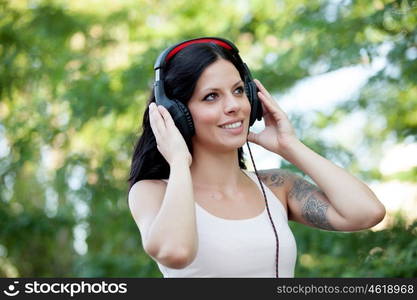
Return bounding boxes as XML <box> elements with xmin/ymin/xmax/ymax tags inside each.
<box><xmin>246</xmin><ymin>141</ymin><xmax>280</xmax><ymax>278</ymax></box>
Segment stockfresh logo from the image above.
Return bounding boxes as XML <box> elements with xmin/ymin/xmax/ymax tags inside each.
<box><xmin>3</xmin><ymin>281</ymin><xmax>20</xmax><ymax>297</ymax></box>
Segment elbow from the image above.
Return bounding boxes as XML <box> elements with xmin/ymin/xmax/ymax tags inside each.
<box><xmin>157</xmin><ymin>246</ymin><xmax>196</xmax><ymax>269</ymax></box>
<box><xmin>371</xmin><ymin>203</ymin><xmax>386</xmax><ymax>226</ymax></box>
<box><xmin>342</xmin><ymin>201</ymin><xmax>386</xmax><ymax>231</ymax></box>
<box><xmin>146</xmin><ymin>243</ymin><xmax>196</xmax><ymax>269</ymax></box>
<box><xmin>366</xmin><ymin>190</ymin><xmax>386</xmax><ymax>227</ymax></box>
<box><xmin>359</xmin><ymin>203</ymin><xmax>386</xmax><ymax>229</ymax></box>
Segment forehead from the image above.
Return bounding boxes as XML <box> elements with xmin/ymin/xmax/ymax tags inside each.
<box><xmin>195</xmin><ymin>59</ymin><xmax>241</xmax><ymax>90</ymax></box>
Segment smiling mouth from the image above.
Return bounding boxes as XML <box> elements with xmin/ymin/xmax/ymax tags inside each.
<box><xmin>219</xmin><ymin>121</ymin><xmax>243</xmax><ymax>129</ymax></box>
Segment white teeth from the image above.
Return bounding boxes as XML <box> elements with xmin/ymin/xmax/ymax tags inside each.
<box><xmin>221</xmin><ymin>121</ymin><xmax>242</xmax><ymax>129</ymax></box>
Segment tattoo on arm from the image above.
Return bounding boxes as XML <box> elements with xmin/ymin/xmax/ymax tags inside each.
<box><xmin>302</xmin><ymin>193</ymin><xmax>335</xmax><ymax>230</ymax></box>
<box><xmin>288</xmin><ymin>178</ymin><xmax>318</xmax><ymax>200</ymax></box>
<box><xmin>289</xmin><ymin>178</ymin><xmax>335</xmax><ymax>231</ymax></box>
<box><xmin>270</xmin><ymin>173</ymin><xmax>285</xmax><ymax>187</ymax></box>
<box><xmin>258</xmin><ymin>169</ymin><xmax>286</xmax><ymax>187</ymax></box>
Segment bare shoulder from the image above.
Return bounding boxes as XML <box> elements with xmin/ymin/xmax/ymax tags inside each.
<box><xmin>129</xmin><ymin>178</ymin><xmax>167</xmax><ymax>191</ymax></box>
<box><xmin>255</xmin><ymin>168</ymin><xmax>295</xmax><ymax>189</ymax></box>
<box><xmin>249</xmin><ymin>168</ymin><xmax>296</xmax><ymax>213</ymax></box>
<box><xmin>128</xmin><ymin>179</ymin><xmax>167</xmax><ymax>244</ymax></box>
<box><xmin>129</xmin><ymin>179</ymin><xmax>167</xmax><ymax>205</ymax></box>
<box><xmin>128</xmin><ymin>179</ymin><xmax>167</xmax><ymax>216</ymax></box>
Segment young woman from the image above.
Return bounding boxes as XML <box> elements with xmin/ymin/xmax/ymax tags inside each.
<box><xmin>127</xmin><ymin>37</ymin><xmax>386</xmax><ymax>278</ymax></box>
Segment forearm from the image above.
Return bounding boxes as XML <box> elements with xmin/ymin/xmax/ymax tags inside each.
<box><xmin>147</xmin><ymin>159</ymin><xmax>198</xmax><ymax>259</ymax></box>
<box><xmin>281</xmin><ymin>138</ymin><xmax>385</xmax><ymax>224</ymax></box>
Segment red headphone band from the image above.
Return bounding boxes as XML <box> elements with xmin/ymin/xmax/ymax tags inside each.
<box><xmin>165</xmin><ymin>38</ymin><xmax>234</xmax><ymax>62</ymax></box>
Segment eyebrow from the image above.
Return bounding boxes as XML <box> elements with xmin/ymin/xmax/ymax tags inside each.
<box><xmin>201</xmin><ymin>80</ymin><xmax>243</xmax><ymax>93</ymax></box>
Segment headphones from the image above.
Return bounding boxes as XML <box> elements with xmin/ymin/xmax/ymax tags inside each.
<box><xmin>153</xmin><ymin>37</ymin><xmax>263</xmax><ymax>143</ymax></box>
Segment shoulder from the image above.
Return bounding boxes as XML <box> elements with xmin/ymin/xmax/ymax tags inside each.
<box><xmin>128</xmin><ymin>179</ymin><xmax>170</xmax><ymax>256</ymax></box>
<box><xmin>129</xmin><ymin>179</ymin><xmax>167</xmax><ymax>202</ymax></box>
<box><xmin>248</xmin><ymin>168</ymin><xmax>297</xmax><ymax>213</ymax></box>
<box><xmin>254</xmin><ymin>168</ymin><xmax>295</xmax><ymax>190</ymax></box>
<box><xmin>250</xmin><ymin>169</ymin><xmax>325</xmax><ymax>222</ymax></box>
<box><xmin>128</xmin><ymin>179</ymin><xmax>167</xmax><ymax>228</ymax></box>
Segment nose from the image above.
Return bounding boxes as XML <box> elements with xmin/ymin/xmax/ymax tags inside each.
<box><xmin>223</xmin><ymin>93</ymin><xmax>241</xmax><ymax>114</ymax></box>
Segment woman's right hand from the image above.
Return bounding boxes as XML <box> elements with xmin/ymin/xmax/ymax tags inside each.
<box><xmin>148</xmin><ymin>102</ymin><xmax>192</xmax><ymax>167</ymax></box>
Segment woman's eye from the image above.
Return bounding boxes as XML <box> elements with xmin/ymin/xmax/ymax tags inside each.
<box><xmin>203</xmin><ymin>93</ymin><xmax>217</xmax><ymax>101</ymax></box>
<box><xmin>234</xmin><ymin>86</ymin><xmax>244</xmax><ymax>95</ymax></box>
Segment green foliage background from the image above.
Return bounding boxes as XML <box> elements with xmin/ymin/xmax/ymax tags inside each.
<box><xmin>1</xmin><ymin>0</ymin><xmax>416</xmax><ymax>277</ymax></box>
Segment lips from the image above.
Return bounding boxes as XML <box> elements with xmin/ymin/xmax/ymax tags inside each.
<box><xmin>219</xmin><ymin>121</ymin><xmax>243</xmax><ymax>129</ymax></box>
<box><xmin>219</xmin><ymin>120</ymin><xmax>243</xmax><ymax>129</ymax></box>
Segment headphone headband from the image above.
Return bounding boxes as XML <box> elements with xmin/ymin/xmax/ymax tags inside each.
<box><xmin>154</xmin><ymin>37</ymin><xmax>238</xmax><ymax>71</ymax></box>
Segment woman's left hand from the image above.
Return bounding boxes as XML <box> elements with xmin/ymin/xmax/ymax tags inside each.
<box><xmin>247</xmin><ymin>79</ymin><xmax>298</xmax><ymax>156</ymax></box>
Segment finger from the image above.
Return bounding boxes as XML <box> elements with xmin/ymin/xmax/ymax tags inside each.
<box><xmin>148</xmin><ymin>105</ymin><xmax>160</xmax><ymax>139</ymax></box>
<box><xmin>257</xmin><ymin>91</ymin><xmax>289</xmax><ymax>128</ymax></box>
<box><xmin>254</xmin><ymin>79</ymin><xmax>286</xmax><ymax>114</ymax></box>
<box><xmin>157</xmin><ymin>105</ymin><xmax>176</xmax><ymax>128</ymax></box>
<box><xmin>149</xmin><ymin>103</ymin><xmax>165</xmax><ymax>139</ymax></box>
<box><xmin>153</xmin><ymin>104</ymin><xmax>167</xmax><ymax>131</ymax></box>
<box><xmin>257</xmin><ymin>90</ymin><xmax>278</xmax><ymax>113</ymax></box>
<box><xmin>247</xmin><ymin>131</ymin><xmax>260</xmax><ymax>145</ymax></box>
<box><xmin>254</xmin><ymin>79</ymin><xmax>276</xmax><ymax>108</ymax></box>
<box><xmin>254</xmin><ymin>79</ymin><xmax>273</xmax><ymax>99</ymax></box>
<box><xmin>257</xmin><ymin>89</ymin><xmax>286</xmax><ymax>115</ymax></box>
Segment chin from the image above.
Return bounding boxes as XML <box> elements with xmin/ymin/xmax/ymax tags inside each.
<box><xmin>221</xmin><ymin>137</ymin><xmax>247</xmax><ymax>151</ymax></box>
<box><xmin>194</xmin><ymin>124</ymin><xmax>249</xmax><ymax>151</ymax></box>
<box><xmin>220</xmin><ymin>129</ymin><xmax>248</xmax><ymax>149</ymax></box>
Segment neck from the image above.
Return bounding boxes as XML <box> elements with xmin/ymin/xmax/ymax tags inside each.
<box><xmin>190</xmin><ymin>145</ymin><xmax>246</xmax><ymax>193</ymax></box>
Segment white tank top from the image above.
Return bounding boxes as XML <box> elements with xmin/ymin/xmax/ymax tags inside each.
<box><xmin>157</xmin><ymin>169</ymin><xmax>297</xmax><ymax>277</ymax></box>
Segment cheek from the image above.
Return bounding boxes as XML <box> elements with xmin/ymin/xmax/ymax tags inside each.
<box><xmin>240</xmin><ymin>98</ymin><xmax>251</xmax><ymax>118</ymax></box>
<box><xmin>190</xmin><ymin>107</ymin><xmax>219</xmax><ymax>131</ymax></box>
<box><xmin>196</xmin><ymin>112</ymin><xmax>217</xmax><ymax>124</ymax></box>
<box><xmin>244</xmin><ymin>99</ymin><xmax>251</xmax><ymax>114</ymax></box>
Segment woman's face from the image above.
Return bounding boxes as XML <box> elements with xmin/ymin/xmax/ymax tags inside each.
<box><xmin>187</xmin><ymin>58</ymin><xmax>251</xmax><ymax>152</ymax></box>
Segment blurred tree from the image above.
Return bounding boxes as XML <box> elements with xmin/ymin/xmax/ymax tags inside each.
<box><xmin>0</xmin><ymin>0</ymin><xmax>415</xmax><ymax>277</ymax></box>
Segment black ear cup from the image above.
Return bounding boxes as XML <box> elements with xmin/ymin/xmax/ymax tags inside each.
<box><xmin>153</xmin><ymin>79</ymin><xmax>194</xmax><ymax>143</ymax></box>
<box><xmin>167</xmin><ymin>99</ymin><xmax>195</xmax><ymax>144</ymax></box>
<box><xmin>245</xmin><ymin>80</ymin><xmax>263</xmax><ymax>126</ymax></box>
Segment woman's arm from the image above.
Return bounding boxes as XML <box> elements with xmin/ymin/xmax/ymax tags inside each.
<box><xmin>129</xmin><ymin>103</ymin><xmax>198</xmax><ymax>268</ymax></box>
<box><xmin>129</xmin><ymin>160</ymin><xmax>198</xmax><ymax>270</ymax></box>
<box><xmin>248</xmin><ymin>79</ymin><xmax>385</xmax><ymax>231</ymax></box>
<box><xmin>280</xmin><ymin>140</ymin><xmax>385</xmax><ymax>231</ymax></box>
